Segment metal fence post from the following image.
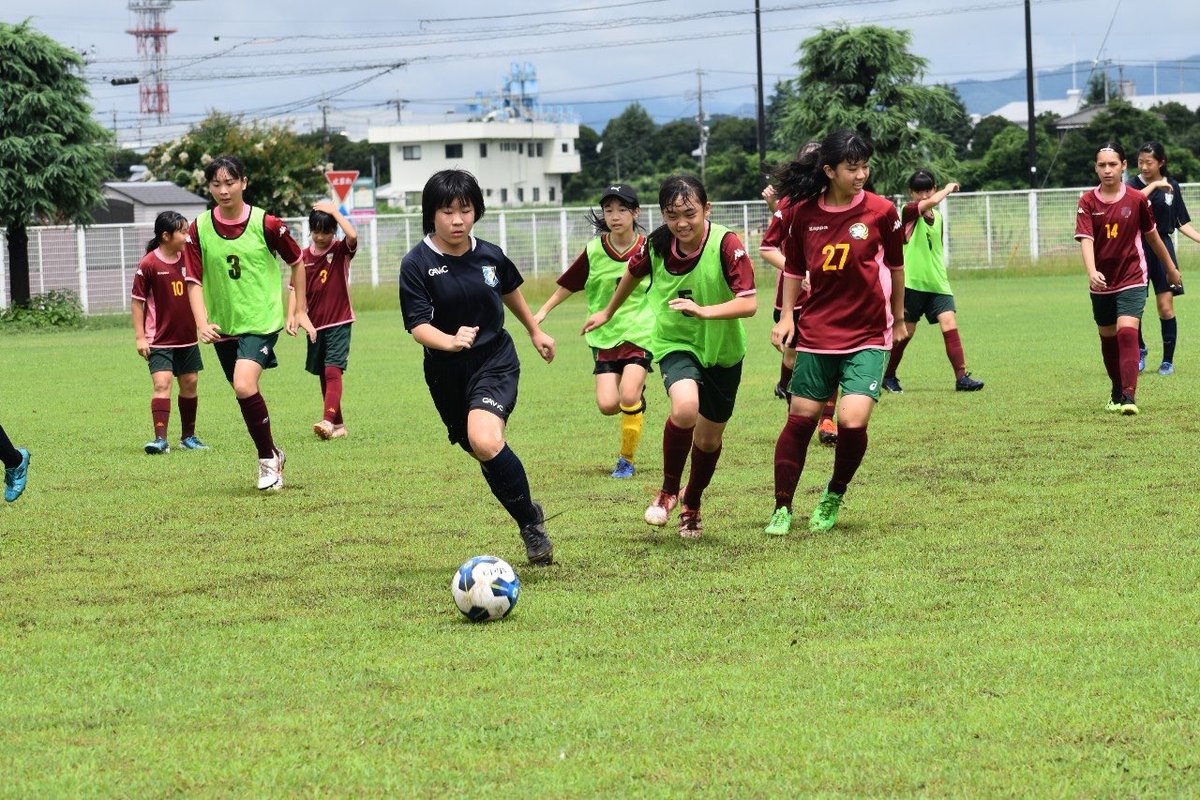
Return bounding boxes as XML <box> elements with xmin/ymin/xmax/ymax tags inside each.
<box><xmin>531</xmin><ymin>213</ymin><xmax>539</xmax><ymax>277</ymax></box>
<box><xmin>119</xmin><ymin>227</ymin><xmax>128</xmax><ymax>311</ymax></box>
<box><xmin>76</xmin><ymin>227</ymin><xmax>90</xmax><ymax>313</ymax></box>
<box><xmin>985</xmin><ymin>195</ymin><xmax>993</xmax><ymax>265</ymax></box>
<box><xmin>742</xmin><ymin>203</ymin><xmax>750</xmax><ymax>244</ymax></box>
<box><xmin>369</xmin><ymin>216</ymin><xmax>379</xmax><ymax>288</ymax></box>
<box><xmin>37</xmin><ymin>229</ymin><xmax>45</xmax><ymax>295</ymax></box>
<box><xmin>559</xmin><ymin>210</ymin><xmax>569</xmax><ymax>271</ymax></box>
<box><xmin>0</xmin><ymin>230</ymin><xmax>7</xmax><ymax>310</ymax></box>
<box><xmin>940</xmin><ymin>197</ymin><xmax>950</xmax><ymax>269</ymax></box>
<box><xmin>499</xmin><ymin>212</ymin><xmax>508</xmax><ymax>253</ymax></box>
<box><xmin>404</xmin><ymin>218</ymin><xmax>411</xmax><ymax>253</ymax></box>
<box><xmin>1028</xmin><ymin>191</ymin><xmax>1039</xmax><ymax>261</ymax></box>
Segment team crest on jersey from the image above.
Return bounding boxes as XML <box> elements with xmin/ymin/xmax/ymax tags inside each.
<box><xmin>1121</xmin><ymin>207</ymin><xmax>1132</xmax><ymax>218</ymax></box>
<box><xmin>848</xmin><ymin>222</ymin><xmax>869</xmax><ymax>240</ymax></box>
<box><xmin>326</xmin><ymin>253</ymin><xmax>334</xmax><ymax>263</ymax></box>
<box><xmin>482</xmin><ymin>264</ymin><xmax>499</xmax><ymax>287</ymax></box>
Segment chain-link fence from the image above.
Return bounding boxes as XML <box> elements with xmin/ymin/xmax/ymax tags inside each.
<box><xmin>3</xmin><ymin>185</ymin><xmax>1197</xmax><ymax>314</ymax></box>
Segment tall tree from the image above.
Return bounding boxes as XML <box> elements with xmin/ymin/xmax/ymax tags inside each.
<box><xmin>296</xmin><ymin>131</ymin><xmax>390</xmax><ymax>186</ymax></box>
<box><xmin>923</xmin><ymin>85</ymin><xmax>973</xmax><ymax>160</ymax></box>
<box><xmin>598</xmin><ymin>104</ymin><xmax>657</xmax><ymax>183</ymax></box>
<box><xmin>147</xmin><ymin>112</ymin><xmax>324</xmax><ymax>217</ymax></box>
<box><xmin>774</xmin><ymin>25</ymin><xmax>960</xmax><ymax>194</ymax></box>
<box><xmin>0</xmin><ymin>21</ymin><xmax>112</xmax><ymax>306</ymax></box>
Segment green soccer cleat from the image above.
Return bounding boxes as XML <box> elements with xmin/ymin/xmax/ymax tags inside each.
<box><xmin>764</xmin><ymin>506</ymin><xmax>792</xmax><ymax>536</ymax></box>
<box><xmin>1105</xmin><ymin>399</ymin><xmax>1123</xmax><ymax>413</ymax></box>
<box><xmin>1120</xmin><ymin>394</ymin><xmax>1139</xmax><ymax>416</ymax></box>
<box><xmin>809</xmin><ymin>489</ymin><xmax>844</xmax><ymax>533</ymax></box>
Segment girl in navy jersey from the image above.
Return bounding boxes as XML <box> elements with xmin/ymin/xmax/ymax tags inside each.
<box><xmin>1129</xmin><ymin>141</ymin><xmax>1199</xmax><ymax>375</ymax></box>
<box><xmin>399</xmin><ymin>169</ymin><xmax>557</xmax><ymax>566</ymax></box>
<box><xmin>582</xmin><ymin>175</ymin><xmax>757</xmax><ymax>539</ymax></box>
<box><xmin>132</xmin><ymin>210</ymin><xmax>207</xmax><ymax>454</ymax></box>
<box><xmin>534</xmin><ymin>184</ymin><xmax>653</xmax><ymax>478</ymax></box>
<box><xmin>766</xmin><ymin>130</ymin><xmax>907</xmax><ymax>536</ymax></box>
<box><xmin>288</xmin><ymin>200</ymin><xmax>357</xmax><ymax>439</ymax></box>
<box><xmin>1076</xmin><ymin>141</ymin><xmax>1180</xmax><ymax>415</ymax></box>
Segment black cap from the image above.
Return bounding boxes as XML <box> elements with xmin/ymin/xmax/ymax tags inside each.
<box><xmin>599</xmin><ymin>183</ymin><xmax>639</xmax><ymax>207</ymax></box>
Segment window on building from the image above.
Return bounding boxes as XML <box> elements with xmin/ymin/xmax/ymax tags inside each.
<box><xmin>561</xmin><ymin>142</ymin><xmax>569</xmax><ymax>153</ymax></box>
<box><xmin>517</xmin><ymin>187</ymin><xmax>524</xmax><ymax>203</ymax></box>
<box><xmin>536</xmin><ymin>143</ymin><xmax>544</xmax><ymax>157</ymax></box>
<box><xmin>528</xmin><ymin>143</ymin><xmax>535</xmax><ymax>158</ymax></box>
<box><xmin>405</xmin><ymin>191</ymin><xmax>422</xmax><ymax>206</ymax></box>
<box><xmin>402</xmin><ymin>145</ymin><xmax>421</xmax><ymax>160</ymax></box>
<box><xmin>479</xmin><ymin>142</ymin><xmax>488</xmax><ymax>158</ymax></box>
<box><xmin>518</xmin><ymin>142</ymin><xmax>524</xmax><ymax>155</ymax></box>
<box><xmin>500</xmin><ymin>188</ymin><xmax>508</xmax><ymax>203</ymax></box>
<box><xmin>486</xmin><ymin>188</ymin><xmax>493</xmax><ymax>197</ymax></box>
<box><xmin>533</xmin><ymin>188</ymin><xmax>540</xmax><ymax>202</ymax></box>
<box><xmin>445</xmin><ymin>143</ymin><xmax>463</xmax><ymax>159</ymax></box>
<box><xmin>549</xmin><ymin>186</ymin><xmax>556</xmax><ymax>202</ymax></box>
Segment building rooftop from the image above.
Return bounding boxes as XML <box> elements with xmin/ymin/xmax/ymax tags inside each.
<box><xmin>103</xmin><ymin>181</ymin><xmax>208</xmax><ymax>206</ymax></box>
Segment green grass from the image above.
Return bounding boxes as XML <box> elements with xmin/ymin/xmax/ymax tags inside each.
<box><xmin>3</xmin><ymin>272</ymin><xmax>1199</xmax><ymax>797</ymax></box>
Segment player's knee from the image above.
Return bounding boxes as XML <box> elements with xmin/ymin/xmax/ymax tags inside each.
<box><xmin>596</xmin><ymin>399</ymin><xmax>620</xmax><ymax>415</ymax></box>
<box><xmin>670</xmin><ymin>406</ymin><xmax>699</xmax><ymax>428</ymax></box>
<box><xmin>178</xmin><ymin>374</ymin><xmax>198</xmax><ymax>394</ymax></box>
<box><xmin>231</xmin><ymin>376</ymin><xmax>258</xmax><ymax>398</ymax></box>
<box><xmin>468</xmin><ymin>431</ymin><xmax>504</xmax><ymax>460</ymax></box>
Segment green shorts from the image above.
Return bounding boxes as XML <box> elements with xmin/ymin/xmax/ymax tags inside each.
<box><xmin>904</xmin><ymin>289</ymin><xmax>956</xmax><ymax>324</ymax></box>
<box><xmin>213</xmin><ymin>331</ymin><xmax>280</xmax><ymax>383</ymax></box>
<box><xmin>306</xmin><ymin>323</ymin><xmax>352</xmax><ymax>375</ymax></box>
<box><xmin>659</xmin><ymin>350</ymin><xmax>743</xmax><ymax>424</ymax></box>
<box><xmin>789</xmin><ymin>348</ymin><xmax>888</xmax><ymax>402</ymax></box>
<box><xmin>148</xmin><ymin>345</ymin><xmax>203</xmax><ymax>375</ymax></box>
<box><xmin>1091</xmin><ymin>287</ymin><xmax>1146</xmax><ymax>326</ymax></box>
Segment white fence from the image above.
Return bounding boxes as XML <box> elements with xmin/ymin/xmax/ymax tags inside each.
<box><xmin>3</xmin><ymin>185</ymin><xmax>1197</xmax><ymax>315</ymax></box>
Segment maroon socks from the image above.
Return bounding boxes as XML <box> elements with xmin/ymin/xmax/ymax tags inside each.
<box><xmin>151</xmin><ymin>398</ymin><xmax>170</xmax><ymax>440</ymax></box>
<box><xmin>1116</xmin><ymin>327</ymin><xmax>1140</xmax><ymax>399</ymax></box>
<box><xmin>829</xmin><ymin>426</ymin><xmax>868</xmax><ymax>495</ymax></box>
<box><xmin>661</xmin><ymin>417</ymin><xmax>693</xmax><ymax>495</ymax></box>
<box><xmin>178</xmin><ymin>396</ymin><xmax>197</xmax><ymax>439</ymax></box>
<box><xmin>942</xmin><ymin>329</ymin><xmax>967</xmax><ymax>379</ymax></box>
<box><xmin>322</xmin><ymin>366</ymin><xmax>344</xmax><ymax>424</ymax></box>
<box><xmin>237</xmin><ymin>392</ymin><xmax>276</xmax><ymax>459</ymax></box>
<box><xmin>773</xmin><ymin>414</ymin><xmax>817</xmax><ymax>510</ymax></box>
<box><xmin>682</xmin><ymin>444</ymin><xmax>722</xmax><ymax>510</ymax></box>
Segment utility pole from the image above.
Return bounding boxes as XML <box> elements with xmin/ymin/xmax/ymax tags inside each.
<box><xmin>696</xmin><ymin>69</ymin><xmax>708</xmax><ymax>184</ymax></box>
<box><xmin>754</xmin><ymin>0</ymin><xmax>766</xmax><ymax>180</ymax></box>
<box><xmin>320</xmin><ymin>103</ymin><xmax>331</xmax><ymax>164</ymax></box>
<box><xmin>1023</xmin><ymin>0</ymin><xmax>1037</xmax><ymax>189</ymax></box>
<box><xmin>388</xmin><ymin>97</ymin><xmax>407</xmax><ymax>123</ymax></box>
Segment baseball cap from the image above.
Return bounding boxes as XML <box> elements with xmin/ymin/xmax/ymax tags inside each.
<box><xmin>600</xmin><ymin>183</ymin><xmax>639</xmax><ymax>207</ymax></box>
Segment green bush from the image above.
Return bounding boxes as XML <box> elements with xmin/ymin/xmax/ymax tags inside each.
<box><xmin>0</xmin><ymin>290</ymin><xmax>84</xmax><ymax>330</ymax></box>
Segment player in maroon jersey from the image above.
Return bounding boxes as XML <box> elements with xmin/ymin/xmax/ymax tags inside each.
<box><xmin>1075</xmin><ymin>141</ymin><xmax>1180</xmax><ymax>415</ymax></box>
<box><xmin>132</xmin><ymin>211</ymin><xmax>207</xmax><ymax>454</ymax></box>
<box><xmin>764</xmin><ymin>130</ymin><xmax>907</xmax><ymax>536</ymax></box>
<box><xmin>288</xmin><ymin>200</ymin><xmax>357</xmax><ymax>440</ymax></box>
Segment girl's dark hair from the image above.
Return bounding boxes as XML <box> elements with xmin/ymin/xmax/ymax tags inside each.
<box><xmin>421</xmin><ymin>169</ymin><xmax>485</xmax><ymax>235</ymax></box>
<box><xmin>1096</xmin><ymin>141</ymin><xmax>1126</xmax><ymax>163</ymax></box>
<box><xmin>908</xmin><ymin>168</ymin><xmax>936</xmax><ymax>192</ymax></box>
<box><xmin>1137</xmin><ymin>141</ymin><xmax>1169</xmax><ymax>177</ymax></box>
<box><xmin>586</xmin><ymin>197</ymin><xmax>643</xmax><ymax>235</ymax></box>
<box><xmin>647</xmin><ymin>175</ymin><xmax>708</xmax><ymax>258</ymax></box>
<box><xmin>145</xmin><ymin>210</ymin><xmax>188</xmax><ymax>253</ymax></box>
<box><xmin>309</xmin><ymin>209</ymin><xmax>337</xmax><ymax>234</ymax></box>
<box><xmin>777</xmin><ymin>129</ymin><xmax>874</xmax><ymax>204</ymax></box>
<box><xmin>203</xmin><ymin>154</ymin><xmax>246</xmax><ymax>183</ymax></box>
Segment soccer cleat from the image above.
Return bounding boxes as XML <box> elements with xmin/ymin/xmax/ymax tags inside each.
<box><xmin>1120</xmin><ymin>394</ymin><xmax>1139</xmax><ymax>416</ymax></box>
<box><xmin>809</xmin><ymin>488</ymin><xmax>844</xmax><ymax>533</ymax></box>
<box><xmin>257</xmin><ymin>447</ymin><xmax>285</xmax><ymax>491</ymax></box>
<box><xmin>611</xmin><ymin>456</ymin><xmax>635</xmax><ymax>479</ymax></box>
<box><xmin>1158</xmin><ymin>361</ymin><xmax>1174</xmax><ymax>376</ymax></box>
<box><xmin>774</xmin><ymin>382</ymin><xmax>788</xmax><ymax>400</ymax></box>
<box><xmin>817</xmin><ymin>418</ymin><xmax>838</xmax><ymax>446</ymax></box>
<box><xmin>520</xmin><ymin>501</ymin><xmax>554</xmax><ymax>565</ymax></box>
<box><xmin>764</xmin><ymin>506</ymin><xmax>792</xmax><ymax>536</ymax></box>
<box><xmin>1105</xmin><ymin>399</ymin><xmax>1123</xmax><ymax>413</ymax></box>
<box><xmin>144</xmin><ymin>437</ymin><xmax>170</xmax><ymax>455</ymax></box>
<box><xmin>329</xmin><ymin>423</ymin><xmax>348</xmax><ymax>438</ymax></box>
<box><xmin>882</xmin><ymin>375</ymin><xmax>903</xmax><ymax>393</ymax></box>
<box><xmin>955</xmin><ymin>372</ymin><xmax>985</xmax><ymax>391</ymax></box>
<box><xmin>1138</xmin><ymin>348</ymin><xmax>1147</xmax><ymax>373</ymax></box>
<box><xmin>179</xmin><ymin>435</ymin><xmax>209</xmax><ymax>450</ymax></box>
<box><xmin>644</xmin><ymin>490</ymin><xmax>679</xmax><ymax>526</ymax></box>
<box><xmin>313</xmin><ymin>420</ymin><xmax>334</xmax><ymax>439</ymax></box>
<box><xmin>678</xmin><ymin>506</ymin><xmax>703</xmax><ymax>539</ymax></box>
<box><xmin>4</xmin><ymin>448</ymin><xmax>30</xmax><ymax>503</ymax></box>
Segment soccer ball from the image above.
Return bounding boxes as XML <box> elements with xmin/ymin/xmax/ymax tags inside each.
<box><xmin>451</xmin><ymin>555</ymin><xmax>520</xmax><ymax>622</ymax></box>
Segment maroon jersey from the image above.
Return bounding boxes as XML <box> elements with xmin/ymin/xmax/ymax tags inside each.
<box><xmin>1074</xmin><ymin>185</ymin><xmax>1155</xmax><ymax>294</ymax></box>
<box><xmin>557</xmin><ymin>233</ymin><xmax>644</xmax><ymax>292</ymax></box>
<box><xmin>780</xmin><ymin>190</ymin><xmax>905</xmax><ymax>354</ymax></box>
<box><xmin>627</xmin><ymin>225</ymin><xmax>756</xmax><ymax>297</ymax></box>
<box><xmin>183</xmin><ymin>204</ymin><xmax>303</xmax><ymax>283</ymax></box>
<box><xmin>294</xmin><ymin>239</ymin><xmax>356</xmax><ymax>329</ymax></box>
<box><xmin>131</xmin><ymin>249</ymin><xmax>197</xmax><ymax>347</ymax></box>
<box><xmin>761</xmin><ymin>195</ymin><xmax>805</xmax><ymax>312</ymax></box>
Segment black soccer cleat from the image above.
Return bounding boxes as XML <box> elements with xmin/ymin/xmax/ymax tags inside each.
<box><xmin>520</xmin><ymin>501</ymin><xmax>554</xmax><ymax>566</ymax></box>
<box><xmin>955</xmin><ymin>372</ymin><xmax>985</xmax><ymax>391</ymax></box>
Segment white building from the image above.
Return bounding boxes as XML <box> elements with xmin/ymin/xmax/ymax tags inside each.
<box><xmin>986</xmin><ymin>88</ymin><xmax>1200</xmax><ymax>127</ymax></box>
<box><xmin>368</xmin><ymin>120</ymin><xmax>581</xmax><ymax>210</ymax></box>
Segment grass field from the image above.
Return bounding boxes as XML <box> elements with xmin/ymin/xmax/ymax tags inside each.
<box><xmin>2</xmin><ymin>270</ymin><xmax>1199</xmax><ymax>797</ymax></box>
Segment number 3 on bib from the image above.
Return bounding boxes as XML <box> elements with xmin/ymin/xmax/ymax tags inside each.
<box><xmin>821</xmin><ymin>243</ymin><xmax>849</xmax><ymax>271</ymax></box>
<box><xmin>226</xmin><ymin>254</ymin><xmax>241</xmax><ymax>280</ymax></box>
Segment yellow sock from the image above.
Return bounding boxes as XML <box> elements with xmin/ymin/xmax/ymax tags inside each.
<box><xmin>619</xmin><ymin>403</ymin><xmax>644</xmax><ymax>461</ymax></box>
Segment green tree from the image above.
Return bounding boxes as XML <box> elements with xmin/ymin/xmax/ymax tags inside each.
<box><xmin>970</xmin><ymin>115</ymin><xmax>1017</xmax><ymax>157</ymax></box>
<box><xmin>706</xmin><ymin>149</ymin><xmax>761</xmax><ymax>201</ymax></box>
<box><xmin>147</xmin><ymin>112</ymin><xmax>324</xmax><ymax>217</ymax></box>
<box><xmin>0</xmin><ymin>21</ymin><xmax>112</xmax><ymax>306</ymax></box>
<box><xmin>922</xmin><ymin>85</ymin><xmax>973</xmax><ymax>160</ymax></box>
<box><xmin>296</xmin><ymin>131</ymin><xmax>390</xmax><ymax>186</ymax></box>
<box><xmin>774</xmin><ymin>25</ymin><xmax>960</xmax><ymax>194</ymax></box>
<box><xmin>109</xmin><ymin>148</ymin><xmax>146</xmax><ymax>181</ymax></box>
<box><xmin>653</xmin><ymin>119</ymin><xmax>699</xmax><ymax>171</ymax></box>
<box><xmin>708</xmin><ymin>116</ymin><xmax>757</xmax><ymax>156</ymax></box>
<box><xmin>597</xmin><ymin>104</ymin><xmax>657</xmax><ymax>183</ymax></box>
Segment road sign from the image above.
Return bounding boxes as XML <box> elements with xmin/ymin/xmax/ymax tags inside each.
<box><xmin>324</xmin><ymin>171</ymin><xmax>359</xmax><ymax>204</ymax></box>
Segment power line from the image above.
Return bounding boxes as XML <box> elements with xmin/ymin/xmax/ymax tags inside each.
<box><xmin>419</xmin><ymin>0</ymin><xmax>670</xmax><ymax>25</ymax></box>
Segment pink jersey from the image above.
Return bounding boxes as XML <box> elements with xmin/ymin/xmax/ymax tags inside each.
<box><xmin>780</xmin><ymin>190</ymin><xmax>905</xmax><ymax>354</ymax></box>
<box><xmin>131</xmin><ymin>249</ymin><xmax>197</xmax><ymax>347</ymax></box>
<box><xmin>296</xmin><ymin>239</ymin><xmax>356</xmax><ymax>329</ymax></box>
<box><xmin>761</xmin><ymin>195</ymin><xmax>805</xmax><ymax>312</ymax></box>
<box><xmin>1074</xmin><ymin>185</ymin><xmax>1155</xmax><ymax>294</ymax></box>
<box><xmin>183</xmin><ymin>205</ymin><xmax>303</xmax><ymax>283</ymax></box>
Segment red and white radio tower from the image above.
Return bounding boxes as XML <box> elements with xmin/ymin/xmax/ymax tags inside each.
<box><xmin>126</xmin><ymin>0</ymin><xmax>177</xmax><ymax>123</ymax></box>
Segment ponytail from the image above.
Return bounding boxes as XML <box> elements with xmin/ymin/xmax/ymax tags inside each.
<box><xmin>146</xmin><ymin>210</ymin><xmax>188</xmax><ymax>254</ymax></box>
<box><xmin>778</xmin><ymin>130</ymin><xmax>873</xmax><ymax>204</ymax></box>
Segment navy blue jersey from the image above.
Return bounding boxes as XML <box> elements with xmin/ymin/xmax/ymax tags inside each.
<box><xmin>400</xmin><ymin>235</ymin><xmax>524</xmax><ymax>360</ymax></box>
<box><xmin>1128</xmin><ymin>175</ymin><xmax>1191</xmax><ymax>237</ymax></box>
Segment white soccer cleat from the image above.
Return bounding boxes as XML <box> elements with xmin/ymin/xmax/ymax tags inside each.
<box><xmin>313</xmin><ymin>420</ymin><xmax>334</xmax><ymax>439</ymax></box>
<box><xmin>257</xmin><ymin>447</ymin><xmax>285</xmax><ymax>491</ymax></box>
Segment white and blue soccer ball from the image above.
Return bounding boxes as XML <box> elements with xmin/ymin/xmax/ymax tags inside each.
<box><xmin>451</xmin><ymin>555</ymin><xmax>520</xmax><ymax>622</ymax></box>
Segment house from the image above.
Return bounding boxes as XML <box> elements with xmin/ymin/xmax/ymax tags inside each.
<box><xmin>97</xmin><ymin>181</ymin><xmax>209</xmax><ymax>225</ymax></box>
<box><xmin>986</xmin><ymin>87</ymin><xmax>1200</xmax><ymax>128</ymax></box>
<box><xmin>368</xmin><ymin>120</ymin><xmax>581</xmax><ymax>210</ymax></box>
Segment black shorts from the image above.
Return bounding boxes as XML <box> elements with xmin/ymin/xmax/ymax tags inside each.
<box><xmin>424</xmin><ymin>330</ymin><xmax>520</xmax><ymax>451</ymax></box>
<box><xmin>148</xmin><ymin>345</ymin><xmax>203</xmax><ymax>375</ymax></box>
<box><xmin>772</xmin><ymin>307</ymin><xmax>801</xmax><ymax>349</ymax></box>
<box><xmin>591</xmin><ymin>342</ymin><xmax>653</xmax><ymax>375</ymax></box>
<box><xmin>903</xmin><ymin>289</ymin><xmax>956</xmax><ymax>324</ymax></box>
<box><xmin>306</xmin><ymin>323</ymin><xmax>352</xmax><ymax>375</ymax></box>
<box><xmin>213</xmin><ymin>332</ymin><xmax>280</xmax><ymax>383</ymax></box>
<box><xmin>1146</xmin><ymin>236</ymin><xmax>1178</xmax><ymax>295</ymax></box>
<box><xmin>659</xmin><ymin>350</ymin><xmax>743</xmax><ymax>424</ymax></box>
<box><xmin>1091</xmin><ymin>287</ymin><xmax>1146</xmax><ymax>326</ymax></box>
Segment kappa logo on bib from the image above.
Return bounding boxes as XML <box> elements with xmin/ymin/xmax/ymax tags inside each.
<box><xmin>482</xmin><ymin>265</ymin><xmax>498</xmax><ymax>287</ymax></box>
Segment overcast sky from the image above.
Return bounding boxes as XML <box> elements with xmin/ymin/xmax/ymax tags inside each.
<box><xmin>10</xmin><ymin>0</ymin><xmax>1200</xmax><ymax>137</ymax></box>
